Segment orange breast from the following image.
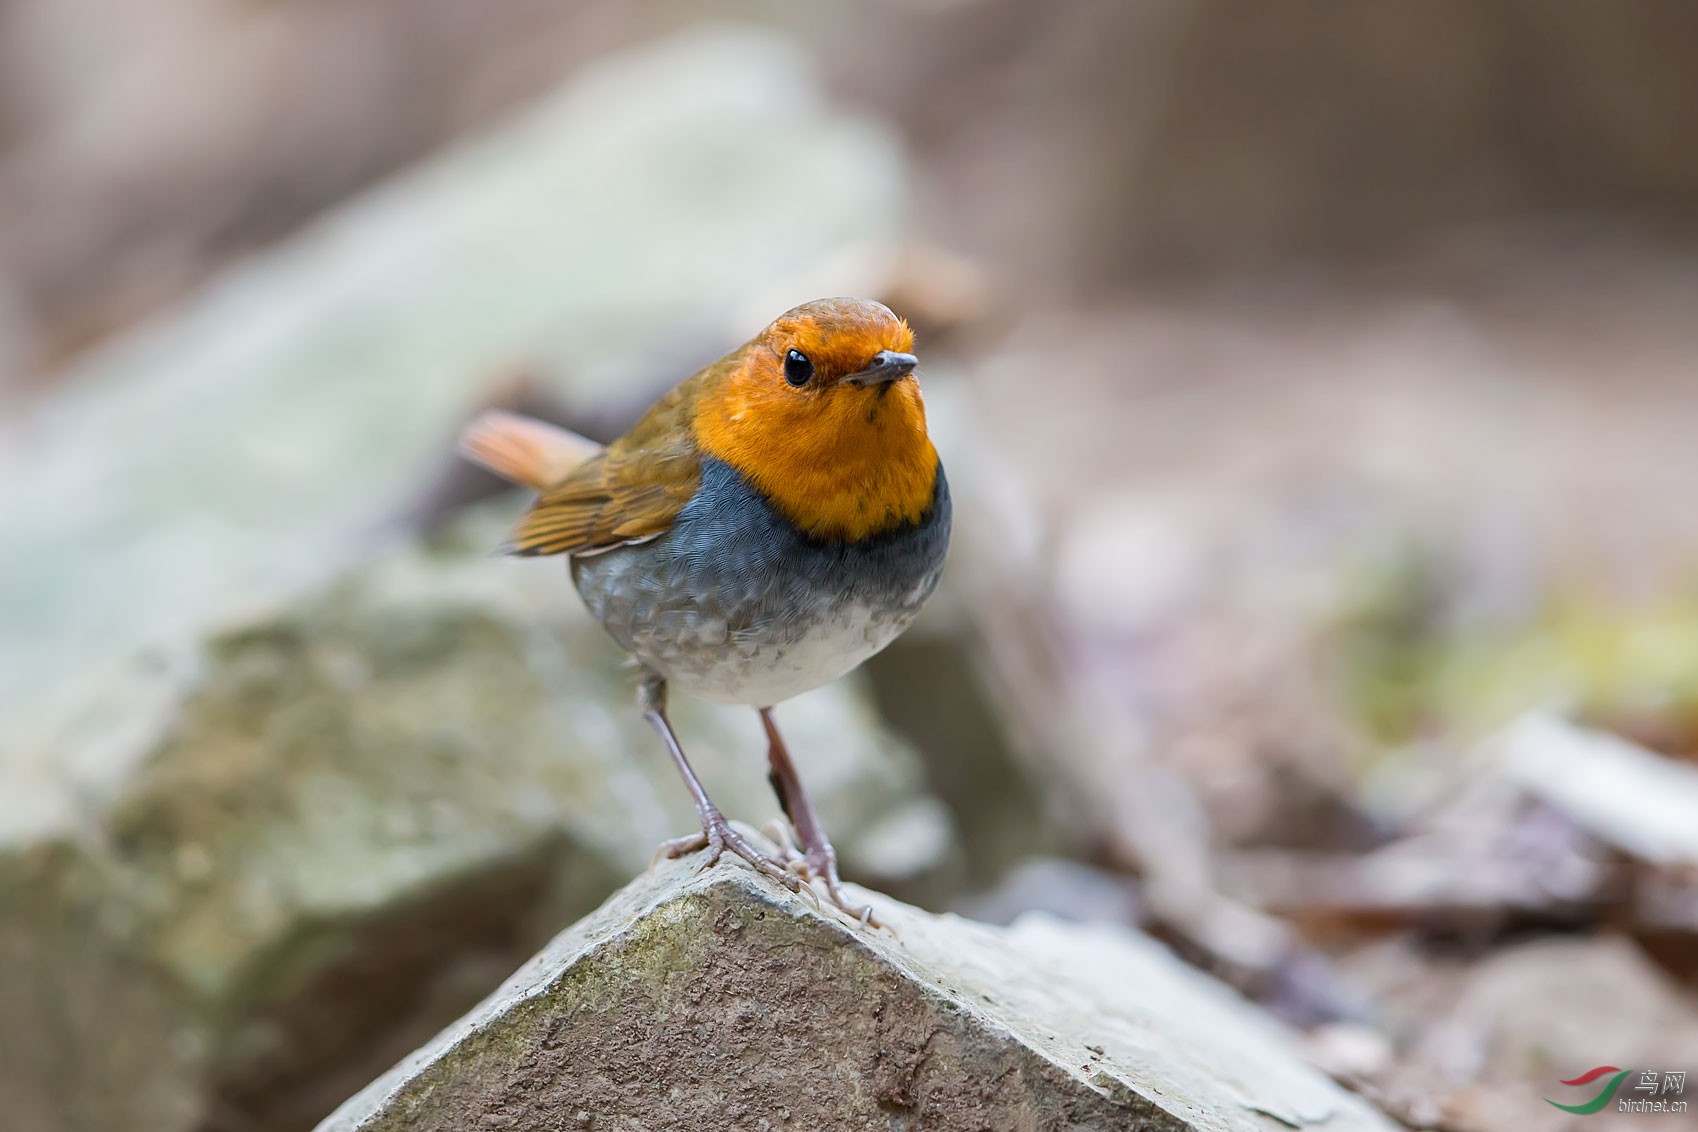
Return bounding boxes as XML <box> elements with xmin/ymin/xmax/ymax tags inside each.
<box><xmin>693</xmin><ymin>376</ymin><xmax>939</xmax><ymax>543</ymax></box>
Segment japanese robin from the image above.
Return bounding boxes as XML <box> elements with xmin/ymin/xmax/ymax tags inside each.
<box><xmin>460</xmin><ymin>297</ymin><xmax>950</xmax><ymax>924</ymax></box>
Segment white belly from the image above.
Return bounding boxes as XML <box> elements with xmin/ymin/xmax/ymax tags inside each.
<box><xmin>662</xmin><ymin>601</ymin><xmax>916</xmax><ymax>707</ymax></box>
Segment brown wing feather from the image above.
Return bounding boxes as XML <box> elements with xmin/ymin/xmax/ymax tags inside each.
<box><xmin>501</xmin><ymin>372</ymin><xmax>713</xmax><ymax>557</ymax></box>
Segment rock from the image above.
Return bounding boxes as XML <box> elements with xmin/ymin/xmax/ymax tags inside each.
<box><xmin>0</xmin><ymin>513</ymin><xmax>955</xmax><ymax>1132</ymax></box>
<box><xmin>321</xmin><ymin>853</ymin><xmax>1395</xmax><ymax>1132</ymax></box>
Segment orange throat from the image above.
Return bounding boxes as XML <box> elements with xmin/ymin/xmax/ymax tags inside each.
<box><xmin>694</xmin><ymin>378</ymin><xmax>939</xmax><ymax>543</ymax></box>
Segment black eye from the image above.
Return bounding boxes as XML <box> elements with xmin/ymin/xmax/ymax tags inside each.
<box><xmin>784</xmin><ymin>348</ymin><xmax>814</xmax><ymax>386</ymax></box>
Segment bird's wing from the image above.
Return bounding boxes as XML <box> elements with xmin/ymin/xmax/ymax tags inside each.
<box><xmin>486</xmin><ymin>382</ymin><xmax>705</xmax><ymax>558</ymax></box>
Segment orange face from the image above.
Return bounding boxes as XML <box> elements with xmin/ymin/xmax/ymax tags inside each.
<box><xmin>693</xmin><ymin>298</ymin><xmax>939</xmax><ymax>542</ymax></box>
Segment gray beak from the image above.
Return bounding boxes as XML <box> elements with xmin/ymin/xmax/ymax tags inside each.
<box><xmin>841</xmin><ymin>350</ymin><xmax>919</xmax><ymax>386</ymax></box>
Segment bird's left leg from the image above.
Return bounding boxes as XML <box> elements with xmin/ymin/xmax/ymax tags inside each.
<box><xmin>642</xmin><ymin>675</ymin><xmax>800</xmax><ymax>891</ymax></box>
<box><xmin>759</xmin><ymin>706</ymin><xmax>880</xmax><ymax>927</ymax></box>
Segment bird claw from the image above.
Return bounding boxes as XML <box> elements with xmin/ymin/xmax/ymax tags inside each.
<box><xmin>651</xmin><ymin>830</ymin><xmax>708</xmax><ymax>869</ymax></box>
<box><xmin>655</xmin><ymin>811</ymin><xmax>802</xmax><ymax>892</ymax></box>
<box><xmin>822</xmin><ymin>883</ymin><xmax>880</xmax><ymax>930</ymax></box>
<box><xmin>655</xmin><ymin>817</ymin><xmax>876</xmax><ymax>927</ymax></box>
<box><xmin>802</xmin><ymin>845</ymin><xmax>882</xmax><ymax>930</ymax></box>
<box><xmin>761</xmin><ymin>818</ymin><xmax>818</xmax><ymax>879</ymax></box>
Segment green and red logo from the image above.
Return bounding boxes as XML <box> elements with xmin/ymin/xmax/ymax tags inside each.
<box><xmin>1547</xmin><ymin>1067</ymin><xmax>1687</xmax><ymax>1115</ymax></box>
<box><xmin>1545</xmin><ymin>1067</ymin><xmax>1630</xmax><ymax>1115</ymax></box>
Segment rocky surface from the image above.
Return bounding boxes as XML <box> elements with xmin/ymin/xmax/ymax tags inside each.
<box><xmin>321</xmin><ymin>852</ymin><xmax>1394</xmax><ymax>1132</ymax></box>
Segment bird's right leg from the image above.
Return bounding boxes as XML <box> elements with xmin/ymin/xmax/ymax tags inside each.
<box><xmin>641</xmin><ymin>674</ymin><xmax>801</xmax><ymax>891</ymax></box>
<box><xmin>758</xmin><ymin>706</ymin><xmax>879</xmax><ymax>926</ymax></box>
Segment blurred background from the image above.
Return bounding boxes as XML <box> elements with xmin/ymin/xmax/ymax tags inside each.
<box><xmin>4</xmin><ymin>2</ymin><xmax>1698</xmax><ymax>1130</ymax></box>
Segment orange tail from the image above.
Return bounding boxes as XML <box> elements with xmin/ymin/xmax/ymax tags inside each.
<box><xmin>458</xmin><ymin>410</ymin><xmax>600</xmax><ymax>491</ymax></box>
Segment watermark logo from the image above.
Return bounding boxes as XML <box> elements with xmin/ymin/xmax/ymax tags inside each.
<box><xmin>1546</xmin><ymin>1067</ymin><xmax>1687</xmax><ymax>1115</ymax></box>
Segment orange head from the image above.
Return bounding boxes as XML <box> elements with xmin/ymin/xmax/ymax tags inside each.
<box><xmin>693</xmin><ymin>297</ymin><xmax>939</xmax><ymax>543</ymax></box>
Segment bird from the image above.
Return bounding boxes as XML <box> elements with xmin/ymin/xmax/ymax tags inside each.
<box><xmin>460</xmin><ymin>297</ymin><xmax>950</xmax><ymax>925</ymax></box>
